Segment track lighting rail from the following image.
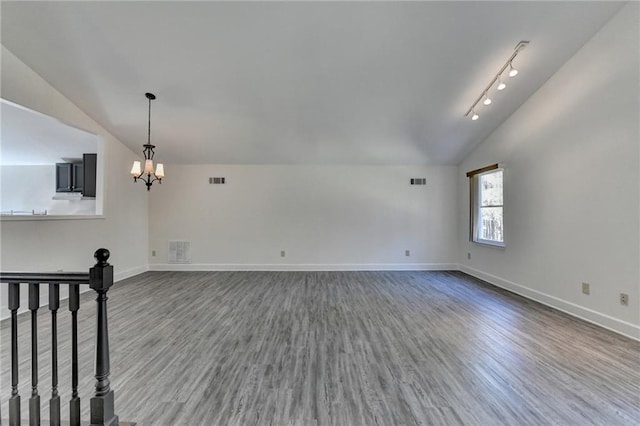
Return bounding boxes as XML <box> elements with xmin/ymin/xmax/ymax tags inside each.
<box><xmin>465</xmin><ymin>41</ymin><xmax>529</xmax><ymax>120</ymax></box>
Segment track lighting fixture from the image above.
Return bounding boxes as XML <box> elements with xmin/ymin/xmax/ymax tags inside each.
<box><xmin>465</xmin><ymin>41</ymin><xmax>529</xmax><ymax>121</ymax></box>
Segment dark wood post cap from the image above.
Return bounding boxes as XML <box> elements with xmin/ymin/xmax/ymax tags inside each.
<box><xmin>94</xmin><ymin>249</ymin><xmax>110</xmax><ymax>267</ymax></box>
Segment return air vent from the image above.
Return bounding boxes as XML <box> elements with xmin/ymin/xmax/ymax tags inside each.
<box><xmin>209</xmin><ymin>177</ymin><xmax>226</xmax><ymax>184</ymax></box>
<box><xmin>410</xmin><ymin>178</ymin><xmax>426</xmax><ymax>185</ymax></box>
<box><xmin>168</xmin><ymin>240</ymin><xmax>191</xmax><ymax>264</ymax></box>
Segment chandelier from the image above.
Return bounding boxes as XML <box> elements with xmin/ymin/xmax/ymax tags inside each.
<box><xmin>130</xmin><ymin>92</ymin><xmax>164</xmax><ymax>190</ymax></box>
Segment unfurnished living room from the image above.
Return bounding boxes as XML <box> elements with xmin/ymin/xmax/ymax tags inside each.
<box><xmin>0</xmin><ymin>1</ymin><xmax>638</xmax><ymax>425</ymax></box>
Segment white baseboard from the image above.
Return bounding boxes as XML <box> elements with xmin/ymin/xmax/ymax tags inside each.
<box><xmin>149</xmin><ymin>262</ymin><xmax>458</xmax><ymax>272</ymax></box>
<box><xmin>8</xmin><ymin>263</ymin><xmax>635</xmax><ymax>341</ymax></box>
<box><xmin>115</xmin><ymin>264</ymin><xmax>149</xmax><ymax>282</ymax></box>
<box><xmin>459</xmin><ymin>264</ymin><xmax>640</xmax><ymax>341</ymax></box>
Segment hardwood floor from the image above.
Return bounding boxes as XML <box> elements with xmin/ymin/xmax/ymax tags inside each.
<box><xmin>1</xmin><ymin>271</ymin><xmax>639</xmax><ymax>425</ymax></box>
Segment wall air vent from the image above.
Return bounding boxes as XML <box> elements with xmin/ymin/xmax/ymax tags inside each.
<box><xmin>209</xmin><ymin>177</ymin><xmax>226</xmax><ymax>184</ymax></box>
<box><xmin>168</xmin><ymin>240</ymin><xmax>191</xmax><ymax>264</ymax></box>
<box><xmin>410</xmin><ymin>178</ymin><xmax>426</xmax><ymax>185</ymax></box>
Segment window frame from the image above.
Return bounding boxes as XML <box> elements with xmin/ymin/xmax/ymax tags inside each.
<box><xmin>468</xmin><ymin>165</ymin><xmax>505</xmax><ymax>248</ymax></box>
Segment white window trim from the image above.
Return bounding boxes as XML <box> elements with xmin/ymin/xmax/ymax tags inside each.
<box><xmin>474</xmin><ymin>237</ymin><xmax>506</xmax><ymax>248</ymax></box>
<box><xmin>470</xmin><ymin>167</ymin><xmax>505</xmax><ymax>248</ymax></box>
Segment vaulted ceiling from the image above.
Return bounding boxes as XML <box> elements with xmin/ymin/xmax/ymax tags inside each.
<box><xmin>0</xmin><ymin>1</ymin><xmax>625</xmax><ymax>165</ymax></box>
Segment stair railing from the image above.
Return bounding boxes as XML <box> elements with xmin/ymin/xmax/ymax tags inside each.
<box><xmin>1</xmin><ymin>248</ymin><xmax>119</xmax><ymax>426</ymax></box>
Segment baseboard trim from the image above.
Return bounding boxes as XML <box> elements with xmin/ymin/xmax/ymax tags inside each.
<box><xmin>149</xmin><ymin>263</ymin><xmax>458</xmax><ymax>272</ymax></box>
<box><xmin>115</xmin><ymin>264</ymin><xmax>149</xmax><ymax>282</ymax></box>
<box><xmin>459</xmin><ymin>264</ymin><xmax>640</xmax><ymax>341</ymax></box>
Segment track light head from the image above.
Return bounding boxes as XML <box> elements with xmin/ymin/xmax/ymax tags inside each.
<box><xmin>483</xmin><ymin>93</ymin><xmax>492</xmax><ymax>106</ymax></box>
<box><xmin>497</xmin><ymin>77</ymin><xmax>506</xmax><ymax>91</ymax></box>
<box><xmin>508</xmin><ymin>62</ymin><xmax>519</xmax><ymax>77</ymax></box>
<box><xmin>471</xmin><ymin>111</ymin><xmax>479</xmax><ymax>121</ymax></box>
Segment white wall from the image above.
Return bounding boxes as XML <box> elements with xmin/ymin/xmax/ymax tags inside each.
<box><xmin>0</xmin><ymin>46</ymin><xmax>149</xmax><ymax>316</ymax></box>
<box><xmin>1</xmin><ymin>165</ymin><xmax>96</xmax><ymax>215</ymax></box>
<box><xmin>458</xmin><ymin>3</ymin><xmax>639</xmax><ymax>339</ymax></box>
<box><xmin>149</xmin><ymin>165</ymin><xmax>458</xmax><ymax>270</ymax></box>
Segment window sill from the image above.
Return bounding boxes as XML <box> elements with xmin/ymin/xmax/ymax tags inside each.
<box><xmin>473</xmin><ymin>239</ymin><xmax>505</xmax><ymax>249</ymax></box>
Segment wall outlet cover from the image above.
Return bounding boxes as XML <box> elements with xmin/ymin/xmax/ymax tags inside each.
<box><xmin>620</xmin><ymin>293</ymin><xmax>629</xmax><ymax>306</ymax></box>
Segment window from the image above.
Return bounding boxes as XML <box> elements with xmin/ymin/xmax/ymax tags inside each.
<box><xmin>468</xmin><ymin>165</ymin><xmax>504</xmax><ymax>247</ymax></box>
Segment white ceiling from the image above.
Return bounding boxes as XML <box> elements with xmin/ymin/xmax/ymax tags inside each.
<box><xmin>1</xmin><ymin>100</ymin><xmax>97</xmax><ymax>166</ymax></box>
<box><xmin>0</xmin><ymin>1</ymin><xmax>625</xmax><ymax>165</ymax></box>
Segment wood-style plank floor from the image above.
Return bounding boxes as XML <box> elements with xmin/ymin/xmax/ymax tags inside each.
<box><xmin>1</xmin><ymin>271</ymin><xmax>639</xmax><ymax>425</ymax></box>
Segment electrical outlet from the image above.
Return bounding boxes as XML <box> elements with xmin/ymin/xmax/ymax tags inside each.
<box><xmin>582</xmin><ymin>282</ymin><xmax>590</xmax><ymax>295</ymax></box>
<box><xmin>152</xmin><ymin>250</ymin><xmax>156</xmax><ymax>257</ymax></box>
<box><xmin>620</xmin><ymin>293</ymin><xmax>629</xmax><ymax>306</ymax></box>
<box><xmin>280</xmin><ymin>250</ymin><xmax>285</xmax><ymax>258</ymax></box>
<box><xmin>467</xmin><ymin>252</ymin><xmax>471</xmax><ymax>260</ymax></box>
<box><xmin>405</xmin><ymin>250</ymin><xmax>410</xmax><ymax>257</ymax></box>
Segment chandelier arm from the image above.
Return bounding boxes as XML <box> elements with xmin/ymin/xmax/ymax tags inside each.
<box><xmin>134</xmin><ymin>174</ymin><xmax>163</xmax><ymax>183</ymax></box>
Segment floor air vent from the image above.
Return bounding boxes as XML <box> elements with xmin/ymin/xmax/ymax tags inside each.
<box><xmin>168</xmin><ymin>240</ymin><xmax>191</xmax><ymax>264</ymax></box>
<box><xmin>209</xmin><ymin>177</ymin><xmax>226</xmax><ymax>184</ymax></box>
<box><xmin>410</xmin><ymin>178</ymin><xmax>426</xmax><ymax>185</ymax></box>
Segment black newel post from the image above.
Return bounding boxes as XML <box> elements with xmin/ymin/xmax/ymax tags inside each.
<box><xmin>89</xmin><ymin>248</ymin><xmax>119</xmax><ymax>426</ymax></box>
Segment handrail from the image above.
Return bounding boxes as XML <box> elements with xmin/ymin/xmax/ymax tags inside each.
<box><xmin>0</xmin><ymin>272</ymin><xmax>89</xmax><ymax>284</ymax></box>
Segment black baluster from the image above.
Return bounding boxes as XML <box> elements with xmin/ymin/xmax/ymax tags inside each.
<box><xmin>9</xmin><ymin>283</ymin><xmax>21</xmax><ymax>426</ymax></box>
<box><xmin>29</xmin><ymin>283</ymin><xmax>41</xmax><ymax>425</ymax></box>
<box><xmin>50</xmin><ymin>283</ymin><xmax>61</xmax><ymax>426</ymax></box>
<box><xmin>89</xmin><ymin>249</ymin><xmax>119</xmax><ymax>426</ymax></box>
<box><xmin>69</xmin><ymin>284</ymin><xmax>81</xmax><ymax>426</ymax></box>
